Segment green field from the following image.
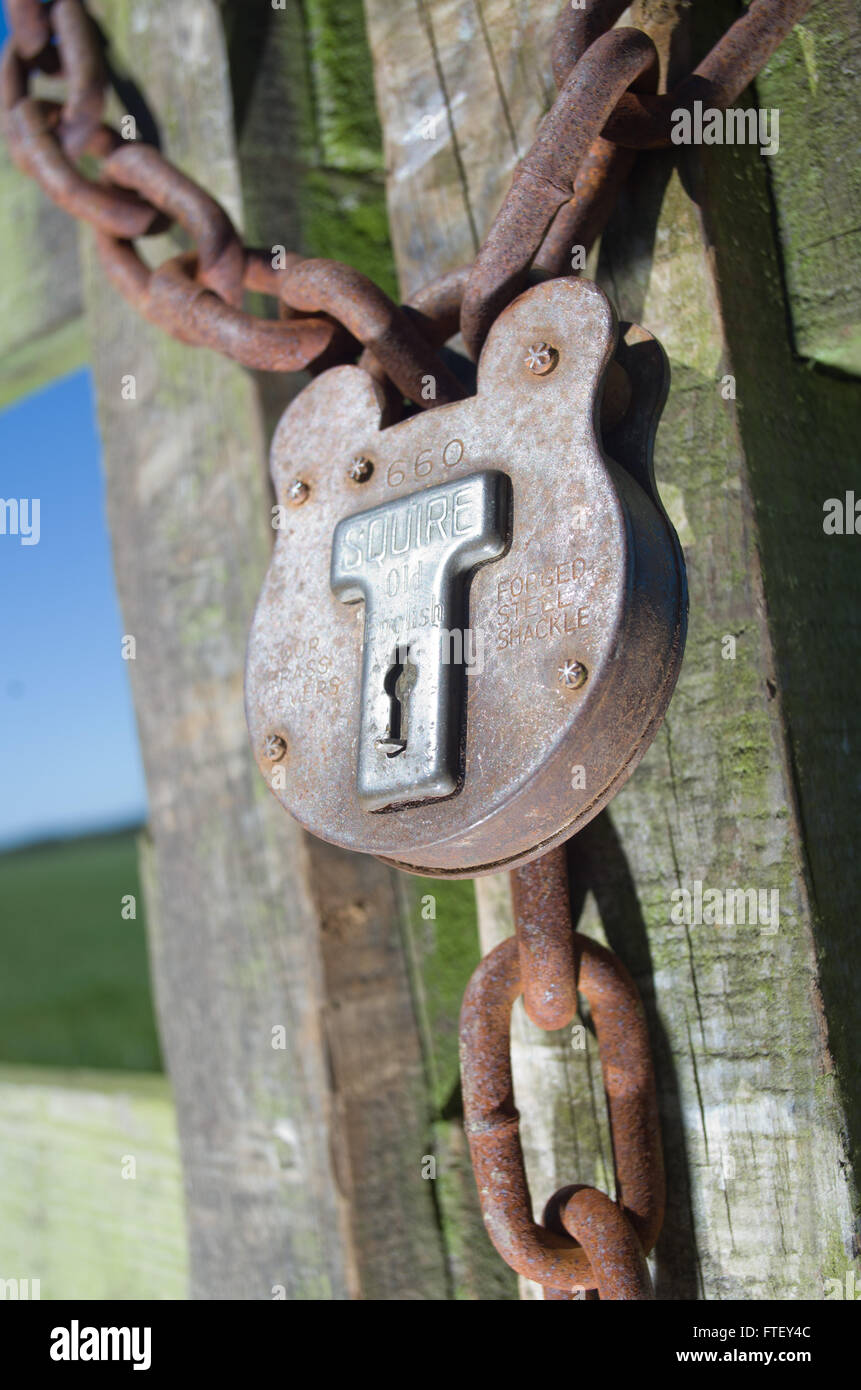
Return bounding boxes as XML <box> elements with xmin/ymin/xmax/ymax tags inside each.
<box><xmin>0</xmin><ymin>828</ymin><xmax>161</xmax><ymax>1071</ymax></box>
<box><xmin>0</xmin><ymin>830</ymin><xmax>186</xmax><ymax>1297</ymax></box>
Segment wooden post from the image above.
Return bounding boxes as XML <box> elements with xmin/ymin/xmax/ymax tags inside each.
<box><xmin>77</xmin><ymin>0</ymin><xmax>355</xmax><ymax>1301</ymax></box>
<box><xmin>364</xmin><ymin>0</ymin><xmax>860</xmax><ymax>1299</ymax></box>
<box><xmin>64</xmin><ymin>0</ymin><xmax>504</xmax><ymax>1300</ymax></box>
<box><xmin>0</xmin><ymin>129</ymin><xmax>86</xmax><ymax>405</ymax></box>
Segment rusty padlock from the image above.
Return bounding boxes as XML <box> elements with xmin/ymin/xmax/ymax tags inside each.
<box><xmin>245</xmin><ymin>276</ymin><xmax>687</xmax><ymax>876</ymax></box>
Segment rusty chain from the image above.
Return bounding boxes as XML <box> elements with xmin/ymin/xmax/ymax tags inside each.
<box><xmin>0</xmin><ymin>0</ymin><xmax>467</xmax><ymax>403</ymax></box>
<box><xmin>460</xmin><ymin>856</ymin><xmax>664</xmax><ymax>1299</ymax></box>
<box><xmin>1</xmin><ymin>0</ymin><xmax>810</xmax><ymax>393</ymax></box>
<box><xmin>2</xmin><ymin>0</ymin><xmax>812</xmax><ymax>1300</ymax></box>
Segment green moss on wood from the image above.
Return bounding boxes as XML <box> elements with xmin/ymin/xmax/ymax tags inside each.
<box><xmin>304</xmin><ymin>0</ymin><xmax>385</xmax><ymax>173</ymax></box>
<box><xmin>301</xmin><ymin>168</ymin><xmax>398</xmax><ymax>298</ymax></box>
<box><xmin>431</xmin><ymin>1120</ymin><xmax>518</xmax><ymax>1300</ymax></box>
<box><xmin>700</xmin><ymin>99</ymin><xmax>861</xmax><ymax>1218</ymax></box>
<box><xmin>400</xmin><ymin>876</ymin><xmax>481</xmax><ymax>1115</ymax></box>
<box><xmin>0</xmin><ymin>320</ymin><xmax>89</xmax><ymax>411</ymax></box>
<box><xmin>748</xmin><ymin>3</ymin><xmax>861</xmax><ymax>373</ymax></box>
<box><xmin>225</xmin><ymin>0</ymin><xmax>395</xmax><ymax>295</ymax></box>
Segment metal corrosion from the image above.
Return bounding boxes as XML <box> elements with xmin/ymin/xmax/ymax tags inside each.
<box><xmin>461</xmin><ymin>0</ymin><xmax>814</xmax><ymax>352</ymax></box>
<box><xmin>1</xmin><ymin>0</ymin><xmax>811</xmax><ymax>399</ymax></box>
<box><xmin>542</xmin><ymin>1185</ymin><xmax>655</xmax><ymax>1300</ymax></box>
<box><xmin>459</xmin><ymin>928</ymin><xmax>663</xmax><ymax>1297</ymax></box>
<box><xmin>460</xmin><ymin>26</ymin><xmax>658</xmax><ymax>358</ymax></box>
<box><xmin>0</xmin><ymin>0</ymin><xmax>458</xmax><ymax>402</ymax></box>
<box><xmin>2</xmin><ymin>0</ymin><xmax>814</xmax><ymax>1309</ymax></box>
<box><xmin>553</xmin><ymin>0</ymin><xmax>814</xmax><ymax>147</ymax></box>
<box><xmin>511</xmin><ymin>846</ymin><xmax>577</xmax><ymax>1031</ymax></box>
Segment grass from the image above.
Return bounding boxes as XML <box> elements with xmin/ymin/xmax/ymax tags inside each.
<box><xmin>0</xmin><ymin>827</ymin><xmax>162</xmax><ymax>1071</ymax></box>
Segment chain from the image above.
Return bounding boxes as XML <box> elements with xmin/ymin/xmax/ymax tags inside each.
<box><xmin>1</xmin><ymin>0</ymin><xmax>809</xmax><ymax>397</ymax></box>
<box><xmin>461</xmin><ymin>847</ymin><xmax>663</xmax><ymax>1299</ymax></box>
<box><xmin>2</xmin><ymin>0</ymin><xmax>812</xmax><ymax>1300</ymax></box>
<box><xmin>0</xmin><ymin>0</ymin><xmax>466</xmax><ymax>404</ymax></box>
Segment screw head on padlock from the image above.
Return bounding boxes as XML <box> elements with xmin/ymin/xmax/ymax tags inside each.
<box><xmin>245</xmin><ymin>277</ymin><xmax>687</xmax><ymax>876</ymax></box>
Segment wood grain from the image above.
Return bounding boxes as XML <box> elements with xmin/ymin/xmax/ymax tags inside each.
<box><xmin>79</xmin><ymin>0</ymin><xmax>357</xmax><ymax>1300</ymax></box>
<box><xmin>0</xmin><ymin>1066</ymin><xmax>186</xmax><ymax>1299</ymax></box>
<box><xmin>0</xmin><ymin>135</ymin><xmax>86</xmax><ymax>406</ymax></box>
<box><xmin>753</xmin><ymin>0</ymin><xmax>861</xmax><ymax>374</ymax></box>
<box><xmin>74</xmin><ymin>0</ymin><xmax>496</xmax><ymax>1301</ymax></box>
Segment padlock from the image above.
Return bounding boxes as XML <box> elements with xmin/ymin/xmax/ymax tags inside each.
<box><xmin>245</xmin><ymin>276</ymin><xmax>687</xmax><ymax>876</ymax></box>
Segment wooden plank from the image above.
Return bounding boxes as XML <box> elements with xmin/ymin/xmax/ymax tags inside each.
<box><xmin>365</xmin><ymin>0</ymin><xmax>859</xmax><ymax>1299</ymax></box>
<box><xmin>0</xmin><ymin>140</ymin><xmax>86</xmax><ymax>406</ymax></box>
<box><xmin>223</xmin><ymin>0</ymin><xmax>397</xmax><ymax>301</ymax></box>
<box><xmin>398</xmin><ymin>874</ymin><xmax>518</xmax><ymax>1299</ymax></box>
<box><xmin>753</xmin><ymin>0</ymin><xmax>861</xmax><ymax>374</ymax></box>
<box><xmin>364</xmin><ymin>0</ymin><xmax>557</xmax><ymax>298</ymax></box>
<box><xmin>65</xmin><ymin>0</ymin><xmax>483</xmax><ymax>1302</ymax></box>
<box><xmin>220</xmin><ymin>0</ymin><xmax>504</xmax><ymax>1298</ymax></box>
<box><xmin>697</xmin><ymin>0</ymin><xmax>861</xmax><ymax>1276</ymax></box>
<box><xmin>0</xmin><ymin>1066</ymin><xmax>186</xmax><ymax>1300</ymax></box>
<box><xmin>309</xmin><ymin>844</ymin><xmax>450</xmax><ymax>1299</ymax></box>
<box><xmin>78</xmin><ymin>0</ymin><xmax>357</xmax><ymax>1301</ymax></box>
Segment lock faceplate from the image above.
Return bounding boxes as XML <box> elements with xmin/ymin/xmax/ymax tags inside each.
<box><xmin>331</xmin><ymin>471</ymin><xmax>509</xmax><ymax>812</ymax></box>
<box><xmin>245</xmin><ymin>277</ymin><xmax>687</xmax><ymax>876</ymax></box>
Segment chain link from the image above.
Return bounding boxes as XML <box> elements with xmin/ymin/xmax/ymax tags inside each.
<box><xmin>552</xmin><ymin>0</ymin><xmax>812</xmax><ymax>145</ymax></box>
<box><xmin>459</xmin><ymin>903</ymin><xmax>664</xmax><ymax>1299</ymax></box>
<box><xmin>461</xmin><ymin>0</ymin><xmax>814</xmax><ymax>355</ymax></box>
<box><xmin>0</xmin><ymin>0</ymin><xmax>462</xmax><ymax>402</ymax></box>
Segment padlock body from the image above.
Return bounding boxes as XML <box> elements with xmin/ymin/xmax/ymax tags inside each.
<box><xmin>245</xmin><ymin>278</ymin><xmax>687</xmax><ymax>876</ymax></box>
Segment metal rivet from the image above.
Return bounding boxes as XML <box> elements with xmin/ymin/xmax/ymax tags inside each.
<box><xmin>264</xmin><ymin>733</ymin><xmax>288</xmax><ymax>761</ymax></box>
<box><xmin>558</xmin><ymin>660</ymin><xmax>588</xmax><ymax>690</ymax></box>
<box><xmin>287</xmin><ymin>479</ymin><xmax>310</xmax><ymax>505</ymax></box>
<box><xmin>525</xmin><ymin>342</ymin><xmax>558</xmax><ymax>375</ymax></box>
<box><xmin>348</xmin><ymin>455</ymin><xmax>374</xmax><ymax>484</ymax></box>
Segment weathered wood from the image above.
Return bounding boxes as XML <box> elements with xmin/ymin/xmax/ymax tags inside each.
<box><xmin>220</xmin><ymin>0</ymin><xmax>506</xmax><ymax>1299</ymax></box>
<box><xmin>755</xmin><ymin>0</ymin><xmax>861</xmax><ymax>374</ymax></box>
<box><xmin>398</xmin><ymin>874</ymin><xmax>518</xmax><ymax>1299</ymax></box>
<box><xmin>698</xmin><ymin>0</ymin><xmax>861</xmax><ymax>1262</ymax></box>
<box><xmin>4</xmin><ymin>0</ymin><xmax>853</xmax><ymax>1302</ymax></box>
<box><xmin>0</xmin><ymin>1066</ymin><xmax>186</xmax><ymax>1299</ymax></box>
<box><xmin>365</xmin><ymin>0</ymin><xmax>859</xmax><ymax>1299</ymax></box>
<box><xmin>69</xmin><ymin>0</ymin><xmax>497</xmax><ymax>1302</ymax></box>
<box><xmin>309</xmin><ymin>843</ymin><xmax>448</xmax><ymax>1299</ymax></box>
<box><xmin>365</xmin><ymin>0</ymin><xmax>554</xmax><ymax>301</ymax></box>
<box><xmin>80</xmin><ymin>0</ymin><xmax>356</xmax><ymax>1301</ymax></box>
<box><xmin>0</xmin><ymin>139</ymin><xmax>86</xmax><ymax>407</ymax></box>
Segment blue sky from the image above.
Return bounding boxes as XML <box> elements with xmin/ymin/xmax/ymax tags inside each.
<box><xmin>0</xmin><ymin>370</ymin><xmax>148</xmax><ymax>848</ymax></box>
<box><xmin>0</xmin><ymin>6</ymin><xmax>146</xmax><ymax>848</ymax></box>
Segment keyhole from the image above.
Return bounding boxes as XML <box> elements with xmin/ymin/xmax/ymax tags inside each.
<box><xmin>377</xmin><ymin>644</ymin><xmax>415</xmax><ymax>757</ymax></box>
